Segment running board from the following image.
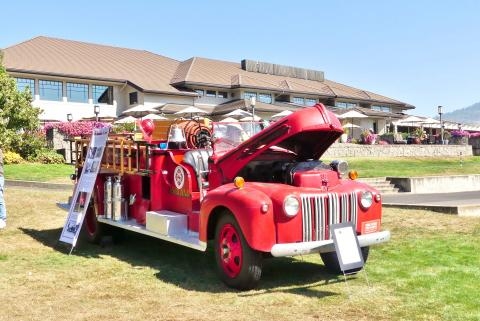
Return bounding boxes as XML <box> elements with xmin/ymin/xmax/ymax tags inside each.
<box><xmin>97</xmin><ymin>215</ymin><xmax>206</xmax><ymax>252</ymax></box>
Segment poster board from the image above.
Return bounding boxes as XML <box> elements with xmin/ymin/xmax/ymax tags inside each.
<box><xmin>59</xmin><ymin>127</ymin><xmax>109</xmax><ymax>250</ymax></box>
<box><xmin>331</xmin><ymin>222</ymin><xmax>364</xmax><ymax>272</ymax></box>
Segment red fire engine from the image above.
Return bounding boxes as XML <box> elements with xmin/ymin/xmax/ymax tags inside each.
<box><xmin>72</xmin><ymin>103</ymin><xmax>390</xmax><ymax>290</ymax></box>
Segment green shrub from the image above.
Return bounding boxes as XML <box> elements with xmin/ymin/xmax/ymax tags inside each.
<box><xmin>30</xmin><ymin>149</ymin><xmax>65</xmax><ymax>164</ymax></box>
<box><xmin>112</xmin><ymin>122</ymin><xmax>135</xmax><ymax>133</ymax></box>
<box><xmin>3</xmin><ymin>151</ymin><xmax>24</xmax><ymax>164</ymax></box>
<box><xmin>9</xmin><ymin>130</ymin><xmax>47</xmax><ymax>160</ymax></box>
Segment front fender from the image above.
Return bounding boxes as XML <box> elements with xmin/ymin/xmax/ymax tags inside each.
<box><xmin>200</xmin><ymin>184</ymin><xmax>276</xmax><ymax>252</ymax></box>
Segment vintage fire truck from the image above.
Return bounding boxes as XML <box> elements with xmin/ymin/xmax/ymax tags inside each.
<box><xmin>72</xmin><ymin>103</ymin><xmax>390</xmax><ymax>290</ymax></box>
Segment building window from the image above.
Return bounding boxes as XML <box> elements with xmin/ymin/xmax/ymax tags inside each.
<box><xmin>67</xmin><ymin>82</ymin><xmax>88</xmax><ymax>103</ymax></box>
<box><xmin>15</xmin><ymin>78</ymin><xmax>35</xmax><ymax>96</ymax></box>
<box><xmin>195</xmin><ymin>89</ymin><xmax>204</xmax><ymax>96</ymax></box>
<box><xmin>206</xmin><ymin>90</ymin><xmax>216</xmax><ymax>97</ymax></box>
<box><xmin>218</xmin><ymin>91</ymin><xmax>228</xmax><ymax>98</ymax></box>
<box><xmin>305</xmin><ymin>98</ymin><xmax>316</xmax><ymax>106</ymax></box>
<box><xmin>335</xmin><ymin>101</ymin><xmax>357</xmax><ymax>109</ymax></box>
<box><xmin>258</xmin><ymin>93</ymin><xmax>272</xmax><ymax>104</ymax></box>
<box><xmin>129</xmin><ymin>92</ymin><xmax>138</xmax><ymax>105</ymax></box>
<box><xmin>244</xmin><ymin>91</ymin><xmax>256</xmax><ymax>100</ymax></box>
<box><xmin>293</xmin><ymin>97</ymin><xmax>304</xmax><ymax>105</ymax></box>
<box><xmin>39</xmin><ymin>80</ymin><xmax>62</xmax><ymax>101</ymax></box>
<box><xmin>371</xmin><ymin>105</ymin><xmax>391</xmax><ymax>112</ymax></box>
<box><xmin>93</xmin><ymin>85</ymin><xmax>113</xmax><ymax>104</ymax></box>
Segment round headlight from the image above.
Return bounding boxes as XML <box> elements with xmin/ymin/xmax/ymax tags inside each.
<box><xmin>330</xmin><ymin>160</ymin><xmax>349</xmax><ymax>176</ymax></box>
<box><xmin>360</xmin><ymin>191</ymin><xmax>373</xmax><ymax>209</ymax></box>
<box><xmin>283</xmin><ymin>195</ymin><xmax>300</xmax><ymax>217</ymax></box>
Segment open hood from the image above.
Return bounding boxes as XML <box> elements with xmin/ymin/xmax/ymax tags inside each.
<box><xmin>214</xmin><ymin>104</ymin><xmax>343</xmax><ymax>182</ymax></box>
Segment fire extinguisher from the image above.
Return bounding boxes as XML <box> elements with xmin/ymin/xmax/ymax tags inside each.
<box><xmin>104</xmin><ymin>176</ymin><xmax>112</xmax><ymax>219</ymax></box>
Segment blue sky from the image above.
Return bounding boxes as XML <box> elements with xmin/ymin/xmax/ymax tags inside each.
<box><xmin>1</xmin><ymin>0</ymin><xmax>479</xmax><ymax>117</ymax></box>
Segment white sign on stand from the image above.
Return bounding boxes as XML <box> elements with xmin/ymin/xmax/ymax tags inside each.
<box><xmin>331</xmin><ymin>222</ymin><xmax>364</xmax><ymax>272</ymax></box>
<box><xmin>59</xmin><ymin>127</ymin><xmax>109</xmax><ymax>251</ymax></box>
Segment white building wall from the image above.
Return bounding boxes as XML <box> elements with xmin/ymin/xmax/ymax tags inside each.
<box><xmin>143</xmin><ymin>93</ymin><xmax>196</xmax><ymax>108</ymax></box>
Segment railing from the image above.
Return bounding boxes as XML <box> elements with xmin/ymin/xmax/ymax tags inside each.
<box><xmin>74</xmin><ymin>137</ymin><xmax>152</xmax><ymax>174</ymax></box>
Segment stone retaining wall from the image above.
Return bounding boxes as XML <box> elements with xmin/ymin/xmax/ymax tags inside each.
<box><xmin>323</xmin><ymin>143</ymin><xmax>473</xmax><ymax>158</ymax></box>
<box><xmin>387</xmin><ymin>175</ymin><xmax>480</xmax><ymax>193</ymax></box>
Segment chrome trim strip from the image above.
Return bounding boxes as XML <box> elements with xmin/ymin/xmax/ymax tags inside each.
<box><xmin>270</xmin><ymin>230</ymin><xmax>391</xmax><ymax>257</ymax></box>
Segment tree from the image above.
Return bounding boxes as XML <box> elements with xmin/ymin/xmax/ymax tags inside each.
<box><xmin>0</xmin><ymin>51</ymin><xmax>43</xmax><ymax>157</ymax></box>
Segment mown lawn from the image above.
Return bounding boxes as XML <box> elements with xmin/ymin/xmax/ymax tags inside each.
<box><xmin>4</xmin><ymin>156</ymin><xmax>480</xmax><ymax>183</ymax></box>
<box><xmin>0</xmin><ymin>187</ymin><xmax>479</xmax><ymax>321</ymax></box>
<box><xmin>328</xmin><ymin>156</ymin><xmax>480</xmax><ymax>178</ymax></box>
<box><xmin>4</xmin><ymin>163</ymin><xmax>74</xmax><ymax>183</ymax></box>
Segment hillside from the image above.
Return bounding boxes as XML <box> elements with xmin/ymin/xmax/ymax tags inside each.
<box><xmin>442</xmin><ymin>102</ymin><xmax>480</xmax><ymax>124</ymax></box>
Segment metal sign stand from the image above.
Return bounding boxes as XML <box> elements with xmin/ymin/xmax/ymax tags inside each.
<box><xmin>331</xmin><ymin>222</ymin><xmax>368</xmax><ymax>297</ymax></box>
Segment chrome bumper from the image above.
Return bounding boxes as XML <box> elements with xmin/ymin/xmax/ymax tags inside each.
<box><xmin>270</xmin><ymin>230</ymin><xmax>391</xmax><ymax>257</ymax></box>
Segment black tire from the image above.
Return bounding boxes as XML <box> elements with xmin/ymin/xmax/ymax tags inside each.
<box><xmin>320</xmin><ymin>246</ymin><xmax>370</xmax><ymax>274</ymax></box>
<box><xmin>214</xmin><ymin>213</ymin><xmax>263</xmax><ymax>290</ymax></box>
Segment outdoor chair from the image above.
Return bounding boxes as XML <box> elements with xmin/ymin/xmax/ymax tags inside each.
<box><xmin>393</xmin><ymin>133</ymin><xmax>407</xmax><ymax>144</ymax></box>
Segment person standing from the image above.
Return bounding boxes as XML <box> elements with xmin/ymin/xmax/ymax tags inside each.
<box><xmin>0</xmin><ymin>148</ymin><xmax>6</xmax><ymax>229</ymax></box>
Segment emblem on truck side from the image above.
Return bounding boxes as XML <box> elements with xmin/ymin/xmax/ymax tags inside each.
<box><xmin>174</xmin><ymin>166</ymin><xmax>185</xmax><ymax>189</ymax></box>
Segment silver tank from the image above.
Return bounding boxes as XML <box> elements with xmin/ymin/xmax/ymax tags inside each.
<box><xmin>103</xmin><ymin>176</ymin><xmax>112</xmax><ymax>219</ymax></box>
<box><xmin>112</xmin><ymin>176</ymin><xmax>122</xmax><ymax>221</ymax></box>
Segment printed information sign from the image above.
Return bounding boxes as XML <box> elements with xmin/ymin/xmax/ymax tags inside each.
<box><xmin>59</xmin><ymin>127</ymin><xmax>109</xmax><ymax>249</ymax></box>
<box><xmin>331</xmin><ymin>222</ymin><xmax>364</xmax><ymax>272</ymax></box>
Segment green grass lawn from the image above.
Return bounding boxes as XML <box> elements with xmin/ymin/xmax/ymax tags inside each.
<box><xmin>328</xmin><ymin>156</ymin><xmax>480</xmax><ymax>178</ymax></box>
<box><xmin>1</xmin><ymin>188</ymin><xmax>479</xmax><ymax>320</ymax></box>
<box><xmin>4</xmin><ymin>156</ymin><xmax>480</xmax><ymax>183</ymax></box>
<box><xmin>4</xmin><ymin>163</ymin><xmax>74</xmax><ymax>183</ymax></box>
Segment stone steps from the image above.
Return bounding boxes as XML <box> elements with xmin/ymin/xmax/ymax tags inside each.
<box><xmin>358</xmin><ymin>177</ymin><xmax>400</xmax><ymax>194</ymax></box>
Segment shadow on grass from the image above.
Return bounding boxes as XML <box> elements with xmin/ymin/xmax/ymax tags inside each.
<box><xmin>20</xmin><ymin>227</ymin><xmax>342</xmax><ymax>297</ymax></box>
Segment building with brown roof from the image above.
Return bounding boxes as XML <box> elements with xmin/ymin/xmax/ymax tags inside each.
<box><xmin>2</xmin><ymin>36</ymin><xmax>413</xmax><ymax>136</ymax></box>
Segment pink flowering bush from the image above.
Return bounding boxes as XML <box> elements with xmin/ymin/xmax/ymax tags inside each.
<box><xmin>43</xmin><ymin>121</ymin><xmax>111</xmax><ymax>137</ymax></box>
<box><xmin>360</xmin><ymin>129</ymin><xmax>377</xmax><ymax>144</ymax></box>
<box><xmin>450</xmin><ymin>130</ymin><xmax>470</xmax><ymax>138</ymax></box>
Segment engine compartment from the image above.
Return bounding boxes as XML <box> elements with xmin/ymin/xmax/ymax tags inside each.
<box><xmin>237</xmin><ymin>158</ymin><xmax>335</xmax><ymax>186</ymax></box>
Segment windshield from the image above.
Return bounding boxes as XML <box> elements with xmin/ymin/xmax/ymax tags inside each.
<box><xmin>212</xmin><ymin>121</ymin><xmax>266</xmax><ymax>154</ymax></box>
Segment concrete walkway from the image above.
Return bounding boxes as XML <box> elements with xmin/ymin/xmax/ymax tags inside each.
<box><xmin>383</xmin><ymin>191</ymin><xmax>480</xmax><ymax>217</ymax></box>
<box><xmin>6</xmin><ymin>179</ymin><xmax>73</xmax><ymax>190</ymax></box>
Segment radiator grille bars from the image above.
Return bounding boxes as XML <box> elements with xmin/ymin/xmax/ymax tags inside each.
<box><xmin>301</xmin><ymin>192</ymin><xmax>358</xmax><ymax>242</ymax></box>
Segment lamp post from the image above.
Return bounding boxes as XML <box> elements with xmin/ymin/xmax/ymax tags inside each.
<box><xmin>94</xmin><ymin>104</ymin><xmax>100</xmax><ymax>122</ymax></box>
<box><xmin>249</xmin><ymin>96</ymin><xmax>256</xmax><ymax>135</ymax></box>
<box><xmin>249</xmin><ymin>96</ymin><xmax>256</xmax><ymax>119</ymax></box>
<box><xmin>67</xmin><ymin>113</ymin><xmax>73</xmax><ymax>122</ymax></box>
<box><xmin>438</xmin><ymin>105</ymin><xmax>443</xmax><ymax>144</ymax></box>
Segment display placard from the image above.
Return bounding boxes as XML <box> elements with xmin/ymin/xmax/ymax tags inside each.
<box><xmin>59</xmin><ymin>127</ymin><xmax>109</xmax><ymax>250</ymax></box>
<box><xmin>331</xmin><ymin>222</ymin><xmax>364</xmax><ymax>272</ymax></box>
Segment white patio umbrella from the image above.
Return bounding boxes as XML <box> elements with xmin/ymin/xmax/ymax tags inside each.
<box><xmin>174</xmin><ymin>106</ymin><xmax>208</xmax><ymax>118</ymax></box>
<box><xmin>240</xmin><ymin>115</ymin><xmax>261</xmax><ymax>121</ymax></box>
<box><xmin>271</xmin><ymin>110</ymin><xmax>293</xmax><ymax>119</ymax></box>
<box><xmin>337</xmin><ymin>110</ymin><xmax>367</xmax><ymax>138</ymax></box>
<box><xmin>342</xmin><ymin>122</ymin><xmax>360</xmax><ymax>128</ymax></box>
<box><xmin>114</xmin><ymin>116</ymin><xmax>136</xmax><ymax>124</ymax></box>
<box><xmin>122</xmin><ymin>105</ymin><xmax>159</xmax><ymax>117</ymax></box>
<box><xmin>224</xmin><ymin>109</ymin><xmax>252</xmax><ymax>119</ymax></box>
<box><xmin>143</xmin><ymin>113</ymin><xmax>167</xmax><ymax>120</ymax></box>
<box><xmin>220</xmin><ymin>117</ymin><xmax>239</xmax><ymax>122</ymax></box>
<box><xmin>336</xmin><ymin>110</ymin><xmax>368</xmax><ymax>119</ymax></box>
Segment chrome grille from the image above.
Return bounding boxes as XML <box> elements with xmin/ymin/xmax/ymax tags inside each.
<box><xmin>301</xmin><ymin>192</ymin><xmax>358</xmax><ymax>242</ymax></box>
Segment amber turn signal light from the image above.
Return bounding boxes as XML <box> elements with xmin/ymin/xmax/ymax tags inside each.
<box><xmin>233</xmin><ymin>176</ymin><xmax>245</xmax><ymax>189</ymax></box>
<box><xmin>348</xmin><ymin>170</ymin><xmax>358</xmax><ymax>180</ymax></box>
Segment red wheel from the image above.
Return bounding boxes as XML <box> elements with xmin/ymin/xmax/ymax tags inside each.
<box><xmin>218</xmin><ymin>223</ymin><xmax>243</xmax><ymax>278</ymax></box>
<box><xmin>214</xmin><ymin>213</ymin><xmax>263</xmax><ymax>290</ymax></box>
<box><xmin>82</xmin><ymin>204</ymin><xmax>104</xmax><ymax>244</ymax></box>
